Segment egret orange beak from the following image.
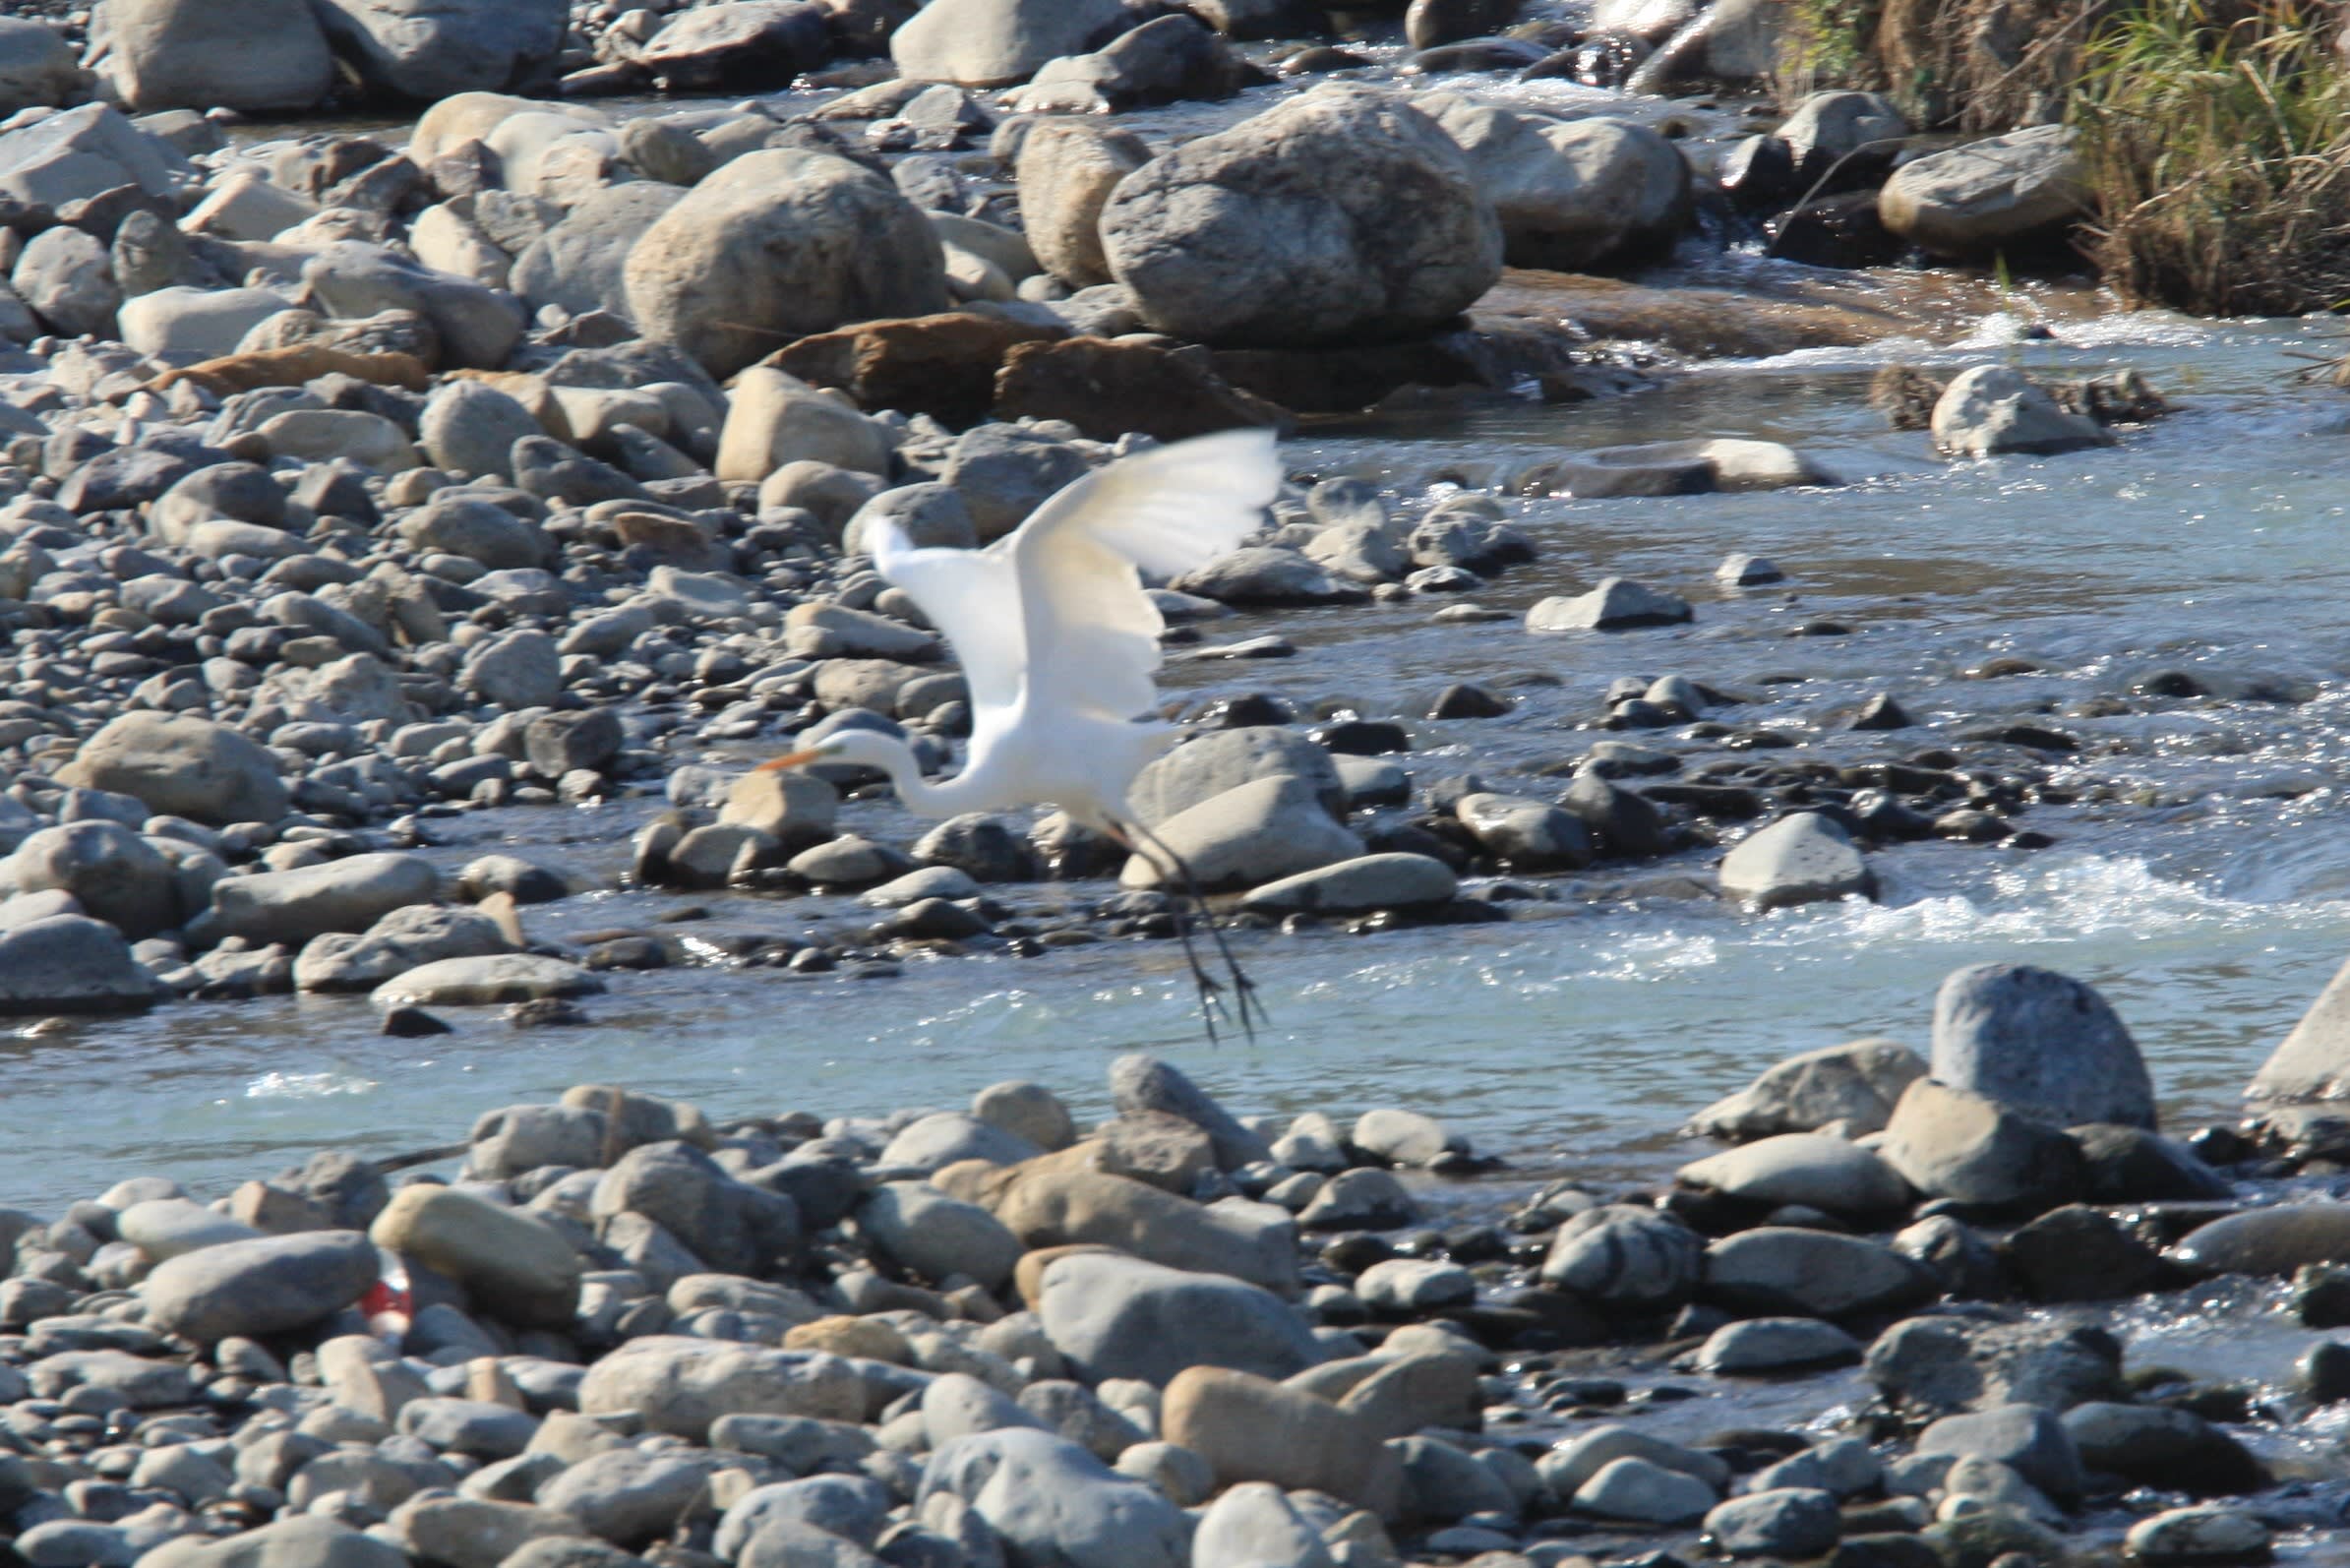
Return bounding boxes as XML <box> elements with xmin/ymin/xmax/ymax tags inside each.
<box><xmin>757</xmin><ymin>749</ymin><xmax>826</xmax><ymax>772</ymax></box>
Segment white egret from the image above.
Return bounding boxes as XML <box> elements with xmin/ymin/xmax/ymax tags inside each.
<box><xmin>760</xmin><ymin>428</ymin><xmax>1285</xmax><ymax>1038</ymax></box>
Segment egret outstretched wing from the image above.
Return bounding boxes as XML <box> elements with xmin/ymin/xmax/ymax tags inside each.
<box><xmin>1007</xmin><ymin>429</ymin><xmax>1283</xmax><ymax>724</ymax></box>
<box><xmin>869</xmin><ymin>522</ymin><xmax>1025</xmax><ymax>717</ymax></box>
<box><xmin>874</xmin><ymin>429</ymin><xmax>1282</xmax><ymax>741</ymax></box>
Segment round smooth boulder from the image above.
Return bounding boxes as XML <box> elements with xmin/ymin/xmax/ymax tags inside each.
<box><xmin>624</xmin><ymin>149</ymin><xmax>948</xmax><ymax>378</ymax></box>
<box><xmin>1879</xmin><ymin>123</ymin><xmax>2085</xmax><ymax>260</ymax></box>
<box><xmin>59</xmin><ymin>712</ymin><xmax>289</xmax><ymax>826</ymax></box>
<box><xmin>1428</xmin><ymin>97</ymin><xmax>1691</xmax><ymax>272</ymax></box>
<box><xmin>1099</xmin><ymin>82</ymin><xmax>1503</xmax><ymax>348</ymax></box>
<box><xmin>0</xmin><ymin>18</ymin><xmax>90</xmax><ymax>113</ymax></box>
<box><xmin>892</xmin><ymin>0</ymin><xmax>1128</xmax><ymax>86</ymax></box>
<box><xmin>309</xmin><ymin>0</ymin><xmax>569</xmax><ymax>100</ymax></box>
<box><xmin>1719</xmin><ymin>812</ymin><xmax>1876</xmax><ymax>910</ymax></box>
<box><xmin>142</xmin><ymin>1231</ymin><xmax>377</xmax><ymax>1343</ymax></box>
<box><xmin>93</xmin><ymin>0</ymin><xmax>332</xmax><ymax>112</ymax></box>
<box><xmin>1931</xmin><ymin>962</ymin><xmax>2154</xmax><ymax>1129</ymax></box>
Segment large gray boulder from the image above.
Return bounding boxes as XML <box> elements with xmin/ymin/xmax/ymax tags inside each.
<box><xmin>161</xmin><ymin>1517</ymin><xmax>405</xmax><ymax>1568</ymax></box>
<box><xmin>0</xmin><ymin>19</ymin><xmax>92</xmax><ymax>114</ymax></box>
<box><xmin>294</xmin><ymin>905</ymin><xmax>513</xmax><ymax>993</ymax></box>
<box><xmin>0</xmin><ymin>916</ymin><xmax>157</xmax><ymax>1015</ymax></box>
<box><xmin>1100</xmin><ymin>82</ymin><xmax>1502</xmax><ymax>347</ymax></box>
<box><xmin>1687</xmin><ymin>1037</ymin><xmax>1927</xmax><ymax>1141</ymax></box>
<box><xmin>1702</xmin><ymin>1228</ymin><xmax>1937</xmax><ymax>1319</ymax></box>
<box><xmin>630</xmin><ymin>2</ymin><xmax>830</xmax><ymax>90</ymax></box>
<box><xmin>310</xmin><ymin>0</ymin><xmax>570</xmax><ymax>100</ymax></box>
<box><xmin>93</xmin><ymin>0</ymin><xmax>332</xmax><ymax>112</ymax></box>
<box><xmin>1866</xmin><ymin>1313</ymin><xmax>2121</xmax><ymax>1417</ymax></box>
<box><xmin>206</xmin><ymin>852</ymin><xmax>440</xmax><ymax>946</ymax></box>
<box><xmin>1877</xmin><ymin>1078</ymin><xmax>2083</xmax><ymax>1210</ymax></box>
<box><xmin>918</xmin><ymin>1429</ymin><xmax>1188</xmax><ymax>1568</ymax></box>
<box><xmin>8</xmin><ymin>822</ymin><xmax>177</xmax><ymax>936</ymax></box>
<box><xmin>576</xmin><ymin>1337</ymin><xmax>862</xmax><ymax>1441</ymax></box>
<box><xmin>512</xmin><ymin>182</ymin><xmax>685</xmax><ymax>320</ymax></box>
<box><xmin>142</xmin><ymin>1231</ymin><xmax>377</xmax><ymax>1343</ymax></box>
<box><xmin>59</xmin><ymin>713</ymin><xmax>288</xmax><ymax>826</ymax></box>
<box><xmin>624</xmin><ymin>150</ymin><xmax>947</xmax><ymax>378</ymax></box>
<box><xmin>1914</xmin><ymin>1404</ymin><xmax>2083</xmax><ymax>1504</ymax></box>
<box><xmin>1127</xmin><ymin>726</ymin><xmax>1342</xmax><ymax>825</ymax></box>
<box><xmin>590</xmin><ymin>1140</ymin><xmax>799</xmax><ymax>1277</ymax></box>
<box><xmin>302</xmin><ymin>242</ymin><xmax>526</xmax><ymax>370</ymax></box>
<box><xmin>1880</xmin><ymin>124</ymin><xmax>2085</xmax><ymax>260</ymax></box>
<box><xmin>0</xmin><ymin>101</ymin><xmax>191</xmax><ymax>209</ymax></box>
<box><xmin>1525</xmin><ymin>576</ymin><xmax>1691</xmax><ymax>631</ymax></box>
<box><xmin>859</xmin><ymin>1182</ymin><xmax>1021</xmax><ymax>1291</ymax></box>
<box><xmin>15</xmin><ymin>226</ymin><xmax>119</xmax><ymax>339</ymax></box>
<box><xmin>1932</xmin><ymin>962</ymin><xmax>2155</xmax><ymax>1128</ymax></box>
<box><xmin>1109</xmin><ymin>1052</ymin><xmax>1271</xmax><ymax>1169</ymax></box>
<box><xmin>1677</xmin><ymin>1133</ymin><xmax>1910</xmax><ymax>1215</ymax></box>
<box><xmin>1116</xmin><ymin>774</ymin><xmax>1363</xmax><ymax>893</ymax></box>
<box><xmin>417</xmin><ymin>383</ymin><xmax>542</xmax><ymax>486</ymax></box>
<box><xmin>892</xmin><ymin>0</ymin><xmax>1129</xmax><ymax>86</ymax></box>
<box><xmin>1540</xmin><ymin>1204</ymin><xmax>1702</xmax><ymax>1306</ymax></box>
<box><xmin>1036</xmin><ymin>1251</ymin><xmax>1323</xmax><ymax>1385</ymax></box>
<box><xmin>1427</xmin><ymin>97</ymin><xmax>1690</xmax><ymax>271</ymax></box>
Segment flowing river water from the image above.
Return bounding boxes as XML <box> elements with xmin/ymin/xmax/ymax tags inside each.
<box><xmin>12</xmin><ymin>284</ymin><xmax>2350</xmax><ymax>1220</ymax></box>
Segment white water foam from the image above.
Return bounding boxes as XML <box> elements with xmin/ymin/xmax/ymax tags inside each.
<box><xmin>243</xmin><ymin>1070</ymin><xmax>377</xmax><ymax>1100</ymax></box>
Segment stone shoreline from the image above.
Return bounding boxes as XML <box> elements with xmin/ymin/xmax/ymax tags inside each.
<box><xmin>6</xmin><ymin>951</ymin><xmax>2350</xmax><ymax>1568</ymax></box>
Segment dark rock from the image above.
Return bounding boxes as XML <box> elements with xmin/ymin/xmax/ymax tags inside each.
<box><xmin>2060</xmin><ymin>1401</ymin><xmax>2264</xmax><ymax>1495</ymax></box>
<box><xmin>2003</xmin><ymin>1204</ymin><xmax>2165</xmax><ymax>1301</ymax></box>
<box><xmin>1766</xmin><ymin>192</ymin><xmax>1902</xmax><ymax>269</ymax></box>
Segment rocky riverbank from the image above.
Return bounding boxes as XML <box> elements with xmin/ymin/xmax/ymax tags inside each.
<box><xmin>11</xmin><ymin>950</ymin><xmax>2350</xmax><ymax>1568</ymax></box>
<box><xmin>0</xmin><ymin>0</ymin><xmax>2247</xmax><ymax>1028</ymax></box>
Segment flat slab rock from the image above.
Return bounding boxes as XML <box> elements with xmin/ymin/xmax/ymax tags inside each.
<box><xmin>1525</xmin><ymin>576</ymin><xmax>1693</xmax><ymax>632</ymax></box>
<box><xmin>371</xmin><ymin>954</ymin><xmax>605</xmax><ymax>1007</ymax></box>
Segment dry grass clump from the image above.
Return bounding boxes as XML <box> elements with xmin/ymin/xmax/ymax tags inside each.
<box><xmin>2072</xmin><ymin>0</ymin><xmax>2350</xmax><ymax>316</ymax></box>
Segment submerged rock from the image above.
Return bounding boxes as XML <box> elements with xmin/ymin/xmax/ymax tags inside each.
<box><xmin>1931</xmin><ymin>365</ymin><xmax>2112</xmax><ymax>457</ymax></box>
<box><xmin>1526</xmin><ymin>576</ymin><xmax>1693</xmax><ymax>632</ymax></box>
<box><xmin>1718</xmin><ymin>813</ymin><xmax>1876</xmax><ymax>911</ymax></box>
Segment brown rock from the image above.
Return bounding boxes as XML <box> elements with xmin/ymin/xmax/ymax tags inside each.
<box><xmin>227</xmin><ymin>1180</ymin><xmax>330</xmax><ymax>1236</ymax></box>
<box><xmin>1092</xmin><ymin>1113</ymin><xmax>1217</xmax><ymax>1194</ymax></box>
<box><xmin>992</xmin><ymin>335</ymin><xmax>1292</xmax><ymax>442</ymax></box>
<box><xmin>773</xmin><ymin>310</ymin><xmax>1066</xmax><ymax>426</ymax></box>
<box><xmin>148</xmin><ymin>344</ymin><xmax>431</xmax><ymax>395</ymax></box>
<box><xmin>784</xmin><ymin>1314</ymin><xmax>913</xmax><ymax>1361</ymax></box>
<box><xmin>607</xmin><ymin>510</ymin><xmax>726</xmax><ymax>572</ymax></box>
<box><xmin>1162</xmin><ymin>1365</ymin><xmax>1401</xmax><ymax>1516</ymax></box>
<box><xmin>984</xmin><ymin>1167</ymin><xmax>1298</xmax><ymax>1295</ymax></box>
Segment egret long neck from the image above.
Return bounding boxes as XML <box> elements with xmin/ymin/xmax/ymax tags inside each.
<box><xmin>834</xmin><ymin>731</ymin><xmax>956</xmax><ymax>817</ymax></box>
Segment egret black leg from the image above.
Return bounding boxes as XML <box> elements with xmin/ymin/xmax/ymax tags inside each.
<box><xmin>1108</xmin><ymin>819</ymin><xmax>1236</xmax><ymax>1043</ymax></box>
<box><xmin>1122</xmin><ymin>819</ymin><xmax>1267</xmax><ymax>1044</ymax></box>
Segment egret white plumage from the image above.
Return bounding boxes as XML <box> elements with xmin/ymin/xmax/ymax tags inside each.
<box><xmin>760</xmin><ymin>428</ymin><xmax>1286</xmax><ymax>1039</ymax></box>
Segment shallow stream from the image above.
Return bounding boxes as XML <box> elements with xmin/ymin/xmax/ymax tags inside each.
<box><xmin>12</xmin><ymin>290</ymin><xmax>2350</xmax><ymax>1221</ymax></box>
